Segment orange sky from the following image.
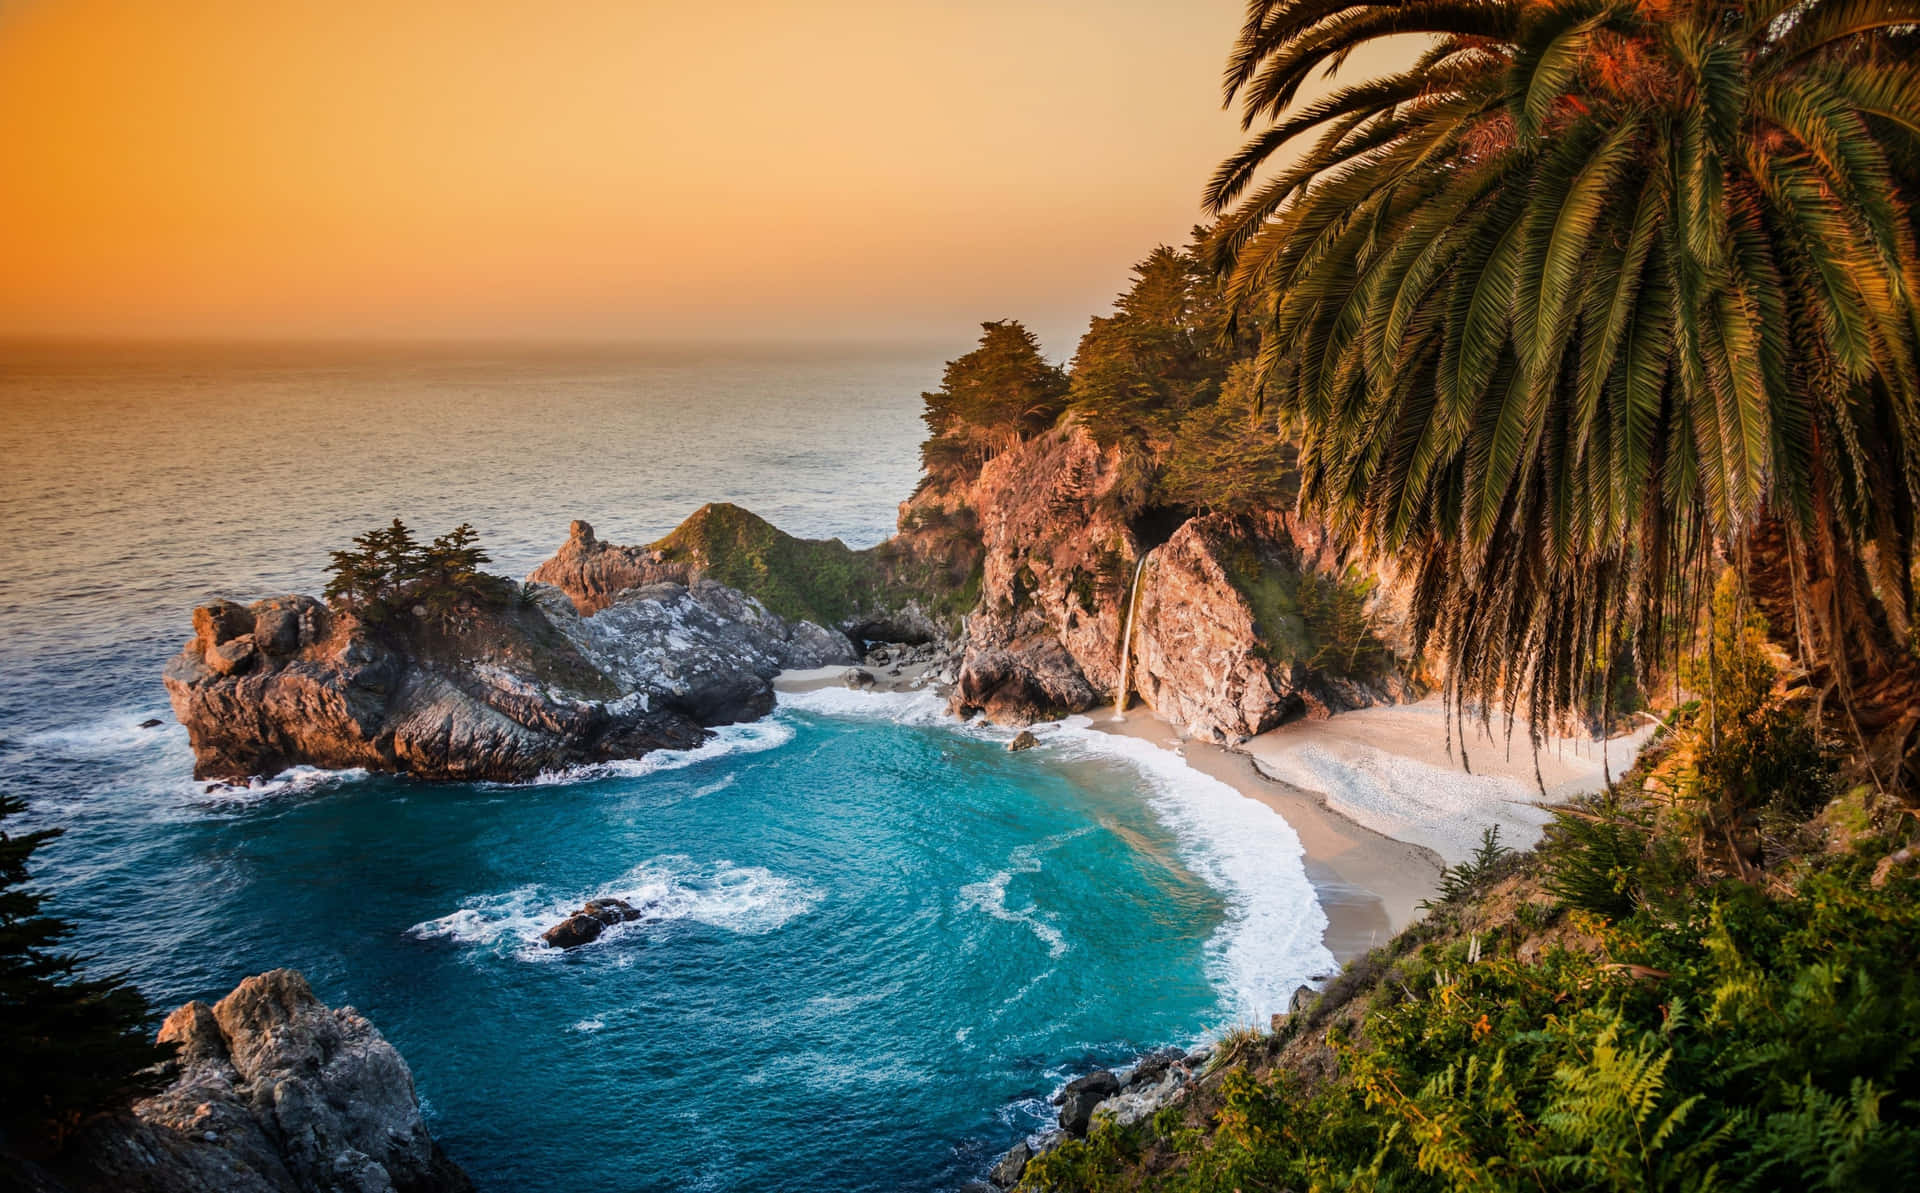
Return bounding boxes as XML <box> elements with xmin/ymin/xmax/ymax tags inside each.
<box><xmin>0</xmin><ymin>1</ymin><xmax>1395</xmax><ymax>352</ymax></box>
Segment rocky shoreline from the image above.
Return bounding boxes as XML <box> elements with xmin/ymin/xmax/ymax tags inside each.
<box><xmin>164</xmin><ymin>570</ymin><xmax>855</xmax><ymax>785</ymax></box>
<box><xmin>968</xmin><ymin>983</ymin><xmax>1315</xmax><ymax>1193</ymax></box>
<box><xmin>7</xmin><ymin>970</ymin><xmax>469</xmax><ymax>1193</ymax></box>
<box><xmin>166</xmin><ymin>424</ymin><xmax>1423</xmax><ymax>787</ymax></box>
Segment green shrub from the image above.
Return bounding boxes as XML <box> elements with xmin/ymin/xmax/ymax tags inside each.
<box><xmin>1542</xmin><ymin>799</ymin><xmax>1650</xmax><ymax>920</ymax></box>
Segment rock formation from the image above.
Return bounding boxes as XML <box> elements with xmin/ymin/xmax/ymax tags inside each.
<box><xmin>523</xmin><ymin>520</ymin><xmax>689</xmax><ymax>616</ymax></box>
<box><xmin>542</xmin><ymin>897</ymin><xmax>654</xmax><ymax>950</ymax></box>
<box><xmin>1130</xmin><ymin>513</ymin><xmax>1418</xmax><ymax>741</ymax></box>
<box><xmin>932</xmin><ymin>423</ymin><xmax>1416</xmax><ymax>738</ymax></box>
<box><xmin>165</xmin><ymin>572</ymin><xmax>853</xmax><ymax>783</ymax></box>
<box><xmin>12</xmin><ymin>970</ymin><xmax>469</xmax><ymax>1193</ymax></box>
<box><xmin>529</xmin><ymin>510</ymin><xmax>962</xmax><ymax>648</ymax></box>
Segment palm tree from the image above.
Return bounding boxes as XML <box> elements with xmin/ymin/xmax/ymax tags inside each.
<box><xmin>1207</xmin><ymin>0</ymin><xmax>1920</xmax><ymax>783</ymax></box>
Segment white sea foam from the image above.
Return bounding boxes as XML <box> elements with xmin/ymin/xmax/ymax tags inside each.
<box><xmin>775</xmin><ymin>685</ymin><xmax>965</xmax><ymax>729</ymax></box>
<box><xmin>407</xmin><ymin>855</ymin><xmax>821</xmax><ymax>959</ymax></box>
<box><xmin>1046</xmin><ymin>718</ymin><xmax>1337</xmax><ymax>1026</ymax></box>
<box><xmin>570</xmin><ymin>1017</ymin><xmax>606</xmax><ymax>1033</ymax></box>
<box><xmin>191</xmin><ymin>765</ymin><xmax>372</xmax><ymax>804</ymax></box>
<box><xmin>958</xmin><ymin>831</ymin><xmax>1089</xmax><ymax>960</ymax></box>
<box><xmin>25</xmin><ymin>711</ymin><xmax>185</xmax><ymax>756</ymax></box>
<box><xmin>1254</xmin><ymin>740</ymin><xmax>1557</xmax><ymax>864</ymax></box>
<box><xmin>526</xmin><ymin>719</ymin><xmax>795</xmax><ymax>786</ymax></box>
<box><xmin>783</xmin><ymin>684</ymin><xmax>1338</xmax><ymax>1026</ymax></box>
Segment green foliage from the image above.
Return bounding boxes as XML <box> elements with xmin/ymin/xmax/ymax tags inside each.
<box><xmin>919</xmin><ymin>321</ymin><xmax>1068</xmax><ymax>488</ymax></box>
<box><xmin>1422</xmin><ymin>827</ymin><xmax>1512</xmax><ymax>910</ymax></box>
<box><xmin>1685</xmin><ymin>575</ymin><xmax>1838</xmax><ymax>831</ymax></box>
<box><xmin>323</xmin><ymin>518</ymin><xmax>493</xmax><ymax>623</ymax></box>
<box><xmin>1031</xmin><ymin>848</ymin><xmax>1920</xmax><ymax>1192</ymax></box>
<box><xmin>1066</xmin><ymin>245</ymin><xmax>1239</xmax><ymax>451</ymax></box>
<box><xmin>1207</xmin><ymin>0</ymin><xmax>1920</xmax><ymax>757</ymax></box>
<box><xmin>1218</xmin><ymin>541</ymin><xmax>1392</xmax><ymax>682</ymax></box>
<box><xmin>1</xmin><ymin>796</ymin><xmax>172</xmax><ymax>1148</ymax></box>
<box><xmin>651</xmin><ymin>503</ymin><xmax>875</xmax><ymax>627</ymax></box>
<box><xmin>1542</xmin><ymin>797</ymin><xmax>1653</xmax><ymax>920</ymax></box>
<box><xmin>1156</xmin><ymin>360</ymin><xmax>1300</xmax><ymax>515</ymax></box>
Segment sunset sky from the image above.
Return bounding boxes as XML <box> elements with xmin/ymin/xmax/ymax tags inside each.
<box><xmin>0</xmin><ymin>1</ymin><xmax>1395</xmax><ymax>354</ymax></box>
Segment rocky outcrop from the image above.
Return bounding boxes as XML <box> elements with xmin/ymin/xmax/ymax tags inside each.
<box><xmin>952</xmin><ymin>425</ymin><xmax>1146</xmax><ymax>721</ymax></box>
<box><xmin>165</xmin><ymin>569</ymin><xmax>854</xmax><ymax>783</ymax></box>
<box><xmin>980</xmin><ymin>1044</ymin><xmax>1213</xmax><ymax>1190</ymax></box>
<box><xmin>942</xmin><ymin>424</ymin><xmax>1414</xmax><ymax>736</ymax></box>
<box><xmin>1131</xmin><ymin>513</ymin><xmax>1417</xmax><ymax>742</ymax></box>
<box><xmin>542</xmin><ymin>897</ymin><xmax>656</xmax><ymax>949</ymax></box>
<box><xmin>530</xmin><ymin>511</ymin><xmax>964</xmax><ymax>650</ymax></box>
<box><xmin>21</xmin><ymin>970</ymin><xmax>469</xmax><ymax>1193</ymax></box>
<box><xmin>523</xmin><ymin>520</ymin><xmax>691</xmax><ymax>615</ymax></box>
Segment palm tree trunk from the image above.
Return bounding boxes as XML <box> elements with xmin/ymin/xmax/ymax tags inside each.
<box><xmin>1747</xmin><ymin>507</ymin><xmax>1920</xmax><ymax>793</ymax></box>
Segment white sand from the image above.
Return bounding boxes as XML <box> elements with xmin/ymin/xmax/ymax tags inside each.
<box><xmin>1241</xmin><ymin>699</ymin><xmax>1653</xmax><ymax>866</ymax></box>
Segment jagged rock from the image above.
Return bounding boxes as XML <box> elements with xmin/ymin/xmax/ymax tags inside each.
<box><xmin>543</xmin><ymin>898</ymin><xmax>647</xmax><ymax>949</ymax></box>
<box><xmin>525</xmin><ymin>520</ymin><xmax>693</xmax><ymax>616</ymax></box>
<box><xmin>1054</xmin><ymin>1069</ymin><xmax>1122</xmax><ymax>1137</ymax></box>
<box><xmin>951</xmin><ymin>426</ymin><xmax>1139</xmax><ymax>724</ymax></box>
<box><xmin>1290</xmin><ymin>983</ymin><xmax>1318</xmax><ymax>1015</ymax></box>
<box><xmin>1131</xmin><ymin>513</ymin><xmax>1415</xmax><ymax>742</ymax></box>
<box><xmin>164</xmin><ymin>562</ymin><xmax>852</xmax><ymax>783</ymax></box>
<box><xmin>1006</xmin><ymin>730</ymin><xmax>1039</xmax><ymax>753</ymax></box>
<box><xmin>137</xmin><ymin>718</ymin><xmax>164</xmax><ymax>729</ymax></box>
<box><xmin>1124</xmin><ymin>1047</ymin><xmax>1186</xmax><ymax>1089</ymax></box>
<box><xmin>843</xmin><ymin>668</ymin><xmax>876</xmax><ymax>690</ymax></box>
<box><xmin>989</xmin><ymin>1140</ymin><xmax>1033</xmax><ymax>1187</ymax></box>
<box><xmin>28</xmin><ymin>970</ymin><xmax>470</xmax><ymax>1193</ymax></box>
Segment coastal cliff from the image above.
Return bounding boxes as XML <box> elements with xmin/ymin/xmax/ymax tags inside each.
<box><xmin>912</xmin><ymin>422</ymin><xmax>1416</xmax><ymax>737</ymax></box>
<box><xmin>8</xmin><ymin>970</ymin><xmax>469</xmax><ymax>1193</ymax></box>
<box><xmin>164</xmin><ymin>574</ymin><xmax>852</xmax><ymax>783</ymax></box>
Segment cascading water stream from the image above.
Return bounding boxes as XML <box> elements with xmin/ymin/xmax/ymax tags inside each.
<box><xmin>1113</xmin><ymin>550</ymin><xmax>1152</xmax><ymax>717</ymax></box>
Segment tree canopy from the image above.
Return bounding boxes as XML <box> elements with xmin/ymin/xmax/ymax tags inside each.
<box><xmin>1208</xmin><ymin>0</ymin><xmax>1920</xmax><ymax>775</ymax></box>
<box><xmin>919</xmin><ymin>321</ymin><xmax>1069</xmax><ymax>488</ymax></box>
<box><xmin>324</xmin><ymin>520</ymin><xmax>493</xmax><ymax>621</ymax></box>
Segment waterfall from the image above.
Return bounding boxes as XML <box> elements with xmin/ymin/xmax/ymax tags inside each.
<box><xmin>1113</xmin><ymin>550</ymin><xmax>1151</xmax><ymax>717</ymax></box>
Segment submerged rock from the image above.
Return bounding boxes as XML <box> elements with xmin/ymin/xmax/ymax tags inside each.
<box><xmin>26</xmin><ymin>970</ymin><xmax>470</xmax><ymax>1193</ymax></box>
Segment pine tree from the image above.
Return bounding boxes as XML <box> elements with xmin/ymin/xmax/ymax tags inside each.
<box><xmin>423</xmin><ymin>523</ymin><xmax>490</xmax><ymax>590</ymax></box>
<box><xmin>0</xmin><ymin>796</ymin><xmax>172</xmax><ymax>1147</ymax></box>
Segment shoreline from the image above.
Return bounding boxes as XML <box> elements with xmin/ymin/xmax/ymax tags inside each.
<box><xmin>773</xmin><ymin>667</ymin><xmax>1646</xmax><ymax>970</ymax></box>
<box><xmin>1088</xmin><ymin>706</ymin><xmax>1436</xmax><ymax>959</ymax></box>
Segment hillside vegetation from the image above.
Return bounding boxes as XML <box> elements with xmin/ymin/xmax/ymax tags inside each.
<box><xmin>1019</xmin><ymin>585</ymin><xmax>1920</xmax><ymax>1190</ymax></box>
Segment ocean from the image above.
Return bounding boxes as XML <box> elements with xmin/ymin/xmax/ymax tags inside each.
<box><xmin>0</xmin><ymin>342</ymin><xmax>1332</xmax><ymax>1192</ymax></box>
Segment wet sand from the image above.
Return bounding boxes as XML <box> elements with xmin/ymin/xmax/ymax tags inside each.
<box><xmin>1089</xmin><ymin>706</ymin><xmax>1438</xmax><ymax>960</ymax></box>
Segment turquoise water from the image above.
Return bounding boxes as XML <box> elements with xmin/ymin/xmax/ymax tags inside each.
<box><xmin>0</xmin><ymin>344</ymin><xmax>1332</xmax><ymax>1191</ymax></box>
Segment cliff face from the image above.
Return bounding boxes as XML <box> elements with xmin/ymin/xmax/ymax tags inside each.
<box><xmin>17</xmin><ymin>970</ymin><xmax>469</xmax><ymax>1193</ymax></box>
<box><xmin>939</xmin><ymin>423</ymin><xmax>1416</xmax><ymax>738</ymax></box>
<box><xmin>1131</xmin><ymin>513</ymin><xmax>1417</xmax><ymax>741</ymax></box>
<box><xmin>948</xmin><ymin>425</ymin><xmax>1147</xmax><ymax>721</ymax></box>
<box><xmin>164</xmin><ymin>574</ymin><xmax>852</xmax><ymax>784</ymax></box>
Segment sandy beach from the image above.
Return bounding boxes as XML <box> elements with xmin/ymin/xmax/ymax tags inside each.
<box><xmin>774</xmin><ymin>664</ymin><xmax>1644</xmax><ymax>966</ymax></box>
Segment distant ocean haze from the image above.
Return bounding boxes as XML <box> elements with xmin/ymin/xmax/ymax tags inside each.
<box><xmin>0</xmin><ymin>341</ymin><xmax>946</xmax><ymax>671</ymax></box>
